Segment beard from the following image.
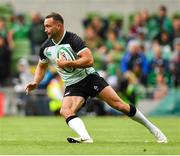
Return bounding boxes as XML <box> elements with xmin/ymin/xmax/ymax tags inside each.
<box><xmin>47</xmin><ymin>34</ymin><xmax>52</xmax><ymax>39</ymax></box>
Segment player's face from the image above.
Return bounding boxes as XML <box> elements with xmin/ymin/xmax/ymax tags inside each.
<box><xmin>44</xmin><ymin>18</ymin><xmax>61</xmax><ymax>38</ymax></box>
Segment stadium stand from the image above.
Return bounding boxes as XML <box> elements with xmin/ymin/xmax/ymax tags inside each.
<box><xmin>11</xmin><ymin>39</ymin><xmax>31</xmax><ymax>73</ymax></box>
<box><xmin>0</xmin><ymin>1</ymin><xmax>180</xmax><ymax>116</ymax></box>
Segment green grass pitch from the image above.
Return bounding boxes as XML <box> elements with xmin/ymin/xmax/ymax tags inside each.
<box><xmin>0</xmin><ymin>116</ymin><xmax>180</xmax><ymax>155</ymax></box>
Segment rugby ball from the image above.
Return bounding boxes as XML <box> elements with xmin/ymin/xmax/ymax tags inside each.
<box><xmin>57</xmin><ymin>46</ymin><xmax>76</xmax><ymax>73</ymax></box>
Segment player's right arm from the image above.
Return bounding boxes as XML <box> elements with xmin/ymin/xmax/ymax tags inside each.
<box><xmin>25</xmin><ymin>61</ymin><xmax>48</xmax><ymax>95</ymax></box>
<box><xmin>25</xmin><ymin>38</ymin><xmax>50</xmax><ymax>95</ymax></box>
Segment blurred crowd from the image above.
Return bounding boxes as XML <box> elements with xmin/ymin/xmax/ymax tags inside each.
<box><xmin>0</xmin><ymin>4</ymin><xmax>180</xmax><ymax>115</ymax></box>
<box><xmin>82</xmin><ymin>5</ymin><xmax>180</xmax><ymax>102</ymax></box>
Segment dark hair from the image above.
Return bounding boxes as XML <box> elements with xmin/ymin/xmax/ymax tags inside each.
<box><xmin>45</xmin><ymin>12</ymin><xmax>64</xmax><ymax>24</ymax></box>
<box><xmin>159</xmin><ymin>5</ymin><xmax>167</xmax><ymax>12</ymax></box>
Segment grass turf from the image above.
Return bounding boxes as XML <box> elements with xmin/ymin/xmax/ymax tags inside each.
<box><xmin>0</xmin><ymin>116</ymin><xmax>180</xmax><ymax>155</ymax></box>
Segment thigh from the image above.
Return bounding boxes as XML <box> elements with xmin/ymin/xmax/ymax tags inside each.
<box><xmin>98</xmin><ymin>86</ymin><xmax>122</xmax><ymax>105</ymax></box>
<box><xmin>61</xmin><ymin>96</ymin><xmax>85</xmax><ymax>116</ymax></box>
<box><xmin>98</xmin><ymin>86</ymin><xmax>130</xmax><ymax>112</ymax></box>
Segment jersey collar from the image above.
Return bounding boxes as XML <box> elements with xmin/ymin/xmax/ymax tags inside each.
<box><xmin>52</xmin><ymin>30</ymin><xmax>66</xmax><ymax>45</ymax></box>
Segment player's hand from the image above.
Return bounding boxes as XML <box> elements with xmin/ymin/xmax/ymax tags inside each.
<box><xmin>25</xmin><ymin>82</ymin><xmax>38</xmax><ymax>95</ymax></box>
<box><xmin>56</xmin><ymin>55</ymin><xmax>68</xmax><ymax>68</ymax></box>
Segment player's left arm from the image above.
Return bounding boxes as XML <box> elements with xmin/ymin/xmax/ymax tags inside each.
<box><xmin>56</xmin><ymin>48</ymin><xmax>94</xmax><ymax>68</ymax></box>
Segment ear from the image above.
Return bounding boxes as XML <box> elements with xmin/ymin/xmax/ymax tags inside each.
<box><xmin>57</xmin><ymin>23</ymin><xmax>63</xmax><ymax>28</ymax></box>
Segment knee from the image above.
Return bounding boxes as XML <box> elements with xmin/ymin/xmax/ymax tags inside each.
<box><xmin>59</xmin><ymin>107</ymin><xmax>72</xmax><ymax>118</ymax></box>
<box><xmin>59</xmin><ymin>107</ymin><xmax>67</xmax><ymax>117</ymax></box>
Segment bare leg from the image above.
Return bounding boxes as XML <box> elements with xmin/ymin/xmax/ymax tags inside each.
<box><xmin>60</xmin><ymin>96</ymin><xmax>93</xmax><ymax>143</ymax></box>
<box><xmin>98</xmin><ymin>86</ymin><xmax>168</xmax><ymax>143</ymax></box>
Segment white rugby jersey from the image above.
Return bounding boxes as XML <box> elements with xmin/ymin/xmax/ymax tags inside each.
<box><xmin>39</xmin><ymin>31</ymin><xmax>96</xmax><ymax>86</ymax></box>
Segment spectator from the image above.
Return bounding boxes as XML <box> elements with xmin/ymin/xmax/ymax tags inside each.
<box><xmin>157</xmin><ymin>5</ymin><xmax>173</xmax><ymax>41</ymax></box>
<box><xmin>47</xmin><ymin>73</ymin><xmax>64</xmax><ymax>115</ymax></box>
<box><xmin>153</xmin><ymin>73</ymin><xmax>168</xmax><ymax>100</ymax></box>
<box><xmin>109</xmin><ymin>17</ymin><xmax>124</xmax><ymax>38</ymax></box>
<box><xmin>139</xmin><ymin>9</ymin><xmax>160</xmax><ymax>40</ymax></box>
<box><xmin>118</xmin><ymin>71</ymin><xmax>138</xmax><ymax>105</ymax></box>
<box><xmin>37</xmin><ymin>69</ymin><xmax>54</xmax><ymax>89</ymax></box>
<box><xmin>105</xmin><ymin>29</ymin><xmax>125</xmax><ymax>90</ymax></box>
<box><xmin>14</xmin><ymin>58</ymin><xmax>33</xmax><ymax>92</ymax></box>
<box><xmin>159</xmin><ymin>31</ymin><xmax>172</xmax><ymax>60</ymax></box>
<box><xmin>120</xmin><ymin>40</ymin><xmax>148</xmax><ymax>86</ymax></box>
<box><xmin>0</xmin><ymin>35</ymin><xmax>11</xmax><ymax>86</ymax></box>
<box><xmin>106</xmin><ymin>53</ymin><xmax>119</xmax><ymax>90</ymax></box>
<box><xmin>0</xmin><ymin>16</ymin><xmax>9</xmax><ymax>40</ymax></box>
<box><xmin>13</xmin><ymin>58</ymin><xmax>33</xmax><ymax>115</ymax></box>
<box><xmin>9</xmin><ymin>14</ymin><xmax>30</xmax><ymax>40</ymax></box>
<box><xmin>0</xmin><ymin>16</ymin><xmax>13</xmax><ymax>49</ymax></box>
<box><xmin>170</xmin><ymin>38</ymin><xmax>180</xmax><ymax>87</ymax></box>
<box><xmin>30</xmin><ymin>68</ymin><xmax>54</xmax><ymax>115</ymax></box>
<box><xmin>136</xmin><ymin>28</ymin><xmax>151</xmax><ymax>52</ymax></box>
<box><xmin>172</xmin><ymin>15</ymin><xmax>180</xmax><ymax>39</ymax></box>
<box><xmin>148</xmin><ymin>43</ymin><xmax>170</xmax><ymax>86</ymax></box>
<box><xmin>129</xmin><ymin>13</ymin><xmax>144</xmax><ymax>39</ymax></box>
<box><xmin>105</xmin><ymin>28</ymin><xmax>125</xmax><ymax>52</ymax></box>
<box><xmin>29</xmin><ymin>11</ymin><xmax>47</xmax><ymax>55</ymax></box>
<box><xmin>90</xmin><ymin>16</ymin><xmax>108</xmax><ymax>40</ymax></box>
<box><xmin>84</xmin><ymin>25</ymin><xmax>102</xmax><ymax>51</ymax></box>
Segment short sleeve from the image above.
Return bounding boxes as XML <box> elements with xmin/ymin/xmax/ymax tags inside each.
<box><xmin>39</xmin><ymin>38</ymin><xmax>51</xmax><ymax>63</ymax></box>
<box><xmin>39</xmin><ymin>46</ymin><xmax>49</xmax><ymax>63</ymax></box>
<box><xmin>70</xmin><ymin>33</ymin><xmax>87</xmax><ymax>54</ymax></box>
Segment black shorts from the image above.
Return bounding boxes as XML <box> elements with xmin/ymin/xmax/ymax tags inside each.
<box><xmin>64</xmin><ymin>73</ymin><xmax>109</xmax><ymax>100</ymax></box>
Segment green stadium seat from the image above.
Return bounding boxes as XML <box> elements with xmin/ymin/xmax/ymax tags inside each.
<box><xmin>11</xmin><ymin>39</ymin><xmax>31</xmax><ymax>73</ymax></box>
<box><xmin>0</xmin><ymin>3</ymin><xmax>13</xmax><ymax>19</ymax></box>
<box><xmin>12</xmin><ymin>39</ymin><xmax>31</xmax><ymax>58</ymax></box>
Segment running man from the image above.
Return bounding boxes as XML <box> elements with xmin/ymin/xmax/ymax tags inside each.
<box><xmin>25</xmin><ymin>12</ymin><xmax>168</xmax><ymax>143</ymax></box>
